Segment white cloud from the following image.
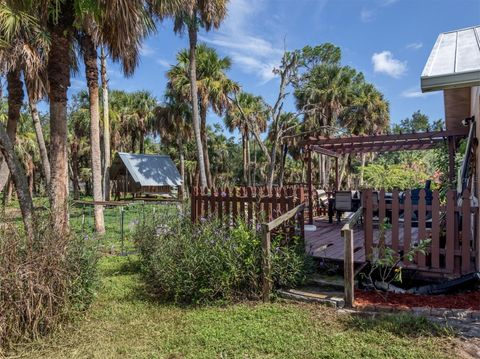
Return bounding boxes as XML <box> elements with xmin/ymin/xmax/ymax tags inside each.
<box><xmin>379</xmin><ymin>0</ymin><xmax>399</xmax><ymax>6</ymax></box>
<box><xmin>372</xmin><ymin>51</ymin><xmax>407</xmax><ymax>78</ymax></box>
<box><xmin>156</xmin><ymin>58</ymin><xmax>171</xmax><ymax>68</ymax></box>
<box><xmin>360</xmin><ymin>9</ymin><xmax>375</xmax><ymax>23</ymax></box>
<box><xmin>140</xmin><ymin>43</ymin><xmax>156</xmax><ymax>57</ymax></box>
<box><xmin>406</xmin><ymin>42</ymin><xmax>423</xmax><ymax>50</ymax></box>
<box><xmin>199</xmin><ymin>0</ymin><xmax>282</xmax><ymax>84</ymax></box>
<box><xmin>401</xmin><ymin>87</ymin><xmax>437</xmax><ymax>98</ymax></box>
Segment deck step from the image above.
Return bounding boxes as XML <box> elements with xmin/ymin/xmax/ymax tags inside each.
<box><xmin>310</xmin><ymin>274</ymin><xmax>344</xmax><ymax>291</ymax></box>
<box><xmin>278</xmin><ymin>287</ymin><xmax>345</xmax><ymax>308</ymax></box>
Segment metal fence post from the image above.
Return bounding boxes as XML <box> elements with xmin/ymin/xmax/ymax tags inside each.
<box><xmin>120</xmin><ymin>206</ymin><xmax>125</xmax><ymax>256</ymax></box>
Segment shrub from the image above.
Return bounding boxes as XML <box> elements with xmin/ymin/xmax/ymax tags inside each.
<box><xmin>0</xmin><ymin>218</ymin><xmax>98</xmax><ymax>352</ymax></box>
<box><xmin>134</xmin><ymin>212</ymin><xmax>312</xmax><ymax>304</ymax></box>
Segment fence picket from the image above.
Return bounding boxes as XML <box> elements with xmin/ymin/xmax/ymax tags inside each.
<box><xmin>431</xmin><ymin>191</ymin><xmax>440</xmax><ymax>269</ymax></box>
<box><xmin>446</xmin><ymin>189</ymin><xmax>455</xmax><ymax>273</ymax></box>
<box><xmin>418</xmin><ymin>189</ymin><xmax>426</xmax><ymax>268</ymax></box>
<box><xmin>364</xmin><ymin>189</ymin><xmax>373</xmax><ymax>258</ymax></box>
<box><xmin>391</xmin><ymin>190</ymin><xmax>399</xmax><ymax>253</ymax></box>
<box><xmin>403</xmin><ymin>190</ymin><xmax>412</xmax><ymax>265</ymax></box>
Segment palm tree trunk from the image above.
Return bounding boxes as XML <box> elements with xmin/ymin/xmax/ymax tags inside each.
<box><xmin>0</xmin><ymin>69</ymin><xmax>23</xmax><ymax>192</ymax></box>
<box><xmin>82</xmin><ymin>34</ymin><xmax>105</xmax><ymax>234</ymax></box>
<box><xmin>188</xmin><ymin>22</ymin><xmax>207</xmax><ymax>189</ymax></box>
<box><xmin>0</xmin><ymin>123</ymin><xmax>35</xmax><ymax>243</ymax></box>
<box><xmin>359</xmin><ymin>153</ymin><xmax>366</xmax><ymax>186</ymax></box>
<box><xmin>178</xmin><ymin>137</ymin><xmax>185</xmax><ymax>200</ymax></box>
<box><xmin>47</xmin><ymin>16</ymin><xmax>73</xmax><ymax>234</ymax></box>
<box><xmin>26</xmin><ymin>84</ymin><xmax>51</xmax><ymax>188</ymax></box>
<box><xmin>101</xmin><ymin>47</ymin><xmax>111</xmax><ymax>201</ymax></box>
<box><xmin>200</xmin><ymin>105</ymin><xmax>212</xmax><ymax>187</ymax></box>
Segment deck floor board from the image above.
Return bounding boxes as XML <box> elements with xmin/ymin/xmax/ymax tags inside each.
<box><xmin>305</xmin><ymin>216</ymin><xmax>420</xmax><ymax>263</ymax></box>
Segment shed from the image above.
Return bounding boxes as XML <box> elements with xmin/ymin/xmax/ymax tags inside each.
<box><xmin>110</xmin><ymin>152</ymin><xmax>182</xmax><ymax>198</ymax></box>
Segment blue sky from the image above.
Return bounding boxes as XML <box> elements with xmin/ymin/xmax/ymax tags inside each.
<box><xmin>67</xmin><ymin>0</ymin><xmax>479</xmax><ymax>133</ymax></box>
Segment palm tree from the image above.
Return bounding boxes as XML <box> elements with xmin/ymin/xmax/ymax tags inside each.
<box><xmin>167</xmin><ymin>44</ymin><xmax>238</xmax><ymax>187</ymax></box>
<box><xmin>129</xmin><ymin>91</ymin><xmax>157</xmax><ymax>153</ymax></box>
<box><xmin>77</xmin><ymin>1</ymin><xmax>154</xmax><ymax>233</ymax></box>
<box><xmin>0</xmin><ymin>2</ymin><xmax>48</xmax><ymax>238</ymax></box>
<box><xmin>151</xmin><ymin>91</ymin><xmax>192</xmax><ymax>198</ymax></box>
<box><xmin>295</xmin><ymin>64</ymin><xmax>362</xmax><ymax>187</ymax></box>
<box><xmin>225</xmin><ymin>92</ymin><xmax>267</xmax><ymax>185</ymax></box>
<box><xmin>340</xmin><ymin>82</ymin><xmax>390</xmax><ymax>186</ymax></box>
<box><xmin>150</xmin><ymin>0</ymin><xmax>229</xmax><ymax>188</ymax></box>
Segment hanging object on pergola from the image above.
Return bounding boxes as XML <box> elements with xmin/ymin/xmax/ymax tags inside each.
<box><xmin>301</xmin><ymin>127</ymin><xmax>470</xmax><ymax>225</ymax></box>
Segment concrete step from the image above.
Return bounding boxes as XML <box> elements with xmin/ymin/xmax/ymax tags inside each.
<box><xmin>278</xmin><ymin>286</ymin><xmax>345</xmax><ymax>308</ymax></box>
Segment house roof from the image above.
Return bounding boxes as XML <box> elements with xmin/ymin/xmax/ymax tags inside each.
<box><xmin>421</xmin><ymin>25</ymin><xmax>480</xmax><ymax>92</ymax></box>
<box><xmin>112</xmin><ymin>152</ymin><xmax>182</xmax><ymax>187</ymax></box>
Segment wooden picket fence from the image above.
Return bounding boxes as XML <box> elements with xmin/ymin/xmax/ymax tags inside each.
<box><xmin>363</xmin><ymin>188</ymin><xmax>479</xmax><ymax>276</ymax></box>
<box><xmin>191</xmin><ymin>186</ymin><xmax>306</xmax><ymax>229</ymax></box>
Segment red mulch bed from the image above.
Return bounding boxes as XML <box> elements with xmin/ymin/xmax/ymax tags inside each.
<box><xmin>355</xmin><ymin>290</ymin><xmax>480</xmax><ymax>310</ymax></box>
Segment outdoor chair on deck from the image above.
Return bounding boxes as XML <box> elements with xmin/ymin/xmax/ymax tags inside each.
<box><xmin>332</xmin><ymin>191</ymin><xmax>361</xmax><ymax>223</ymax></box>
<box><xmin>316</xmin><ymin>189</ymin><xmax>329</xmax><ymax>214</ymax></box>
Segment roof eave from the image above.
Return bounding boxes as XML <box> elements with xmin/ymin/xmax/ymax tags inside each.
<box><xmin>421</xmin><ymin>70</ymin><xmax>480</xmax><ymax>92</ymax></box>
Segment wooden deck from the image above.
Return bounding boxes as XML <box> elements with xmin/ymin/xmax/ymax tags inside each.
<box><xmin>304</xmin><ymin>216</ymin><xmax>420</xmax><ymax>264</ymax></box>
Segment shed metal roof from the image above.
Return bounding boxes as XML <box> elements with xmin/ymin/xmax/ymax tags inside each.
<box><xmin>114</xmin><ymin>152</ymin><xmax>182</xmax><ymax>187</ymax></box>
<box><xmin>421</xmin><ymin>26</ymin><xmax>480</xmax><ymax>92</ymax></box>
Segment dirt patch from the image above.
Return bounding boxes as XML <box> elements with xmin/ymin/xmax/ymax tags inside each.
<box><xmin>453</xmin><ymin>337</ymin><xmax>480</xmax><ymax>359</ymax></box>
<box><xmin>355</xmin><ymin>290</ymin><xmax>480</xmax><ymax>310</ymax></box>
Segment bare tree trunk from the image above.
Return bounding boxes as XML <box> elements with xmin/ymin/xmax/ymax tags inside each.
<box><xmin>267</xmin><ymin>142</ymin><xmax>277</xmax><ymax>189</ymax></box>
<box><xmin>0</xmin><ymin>69</ymin><xmax>23</xmax><ymax>191</ymax></box>
<box><xmin>0</xmin><ymin>123</ymin><xmax>35</xmax><ymax>243</ymax></box>
<box><xmin>82</xmin><ymin>34</ymin><xmax>105</xmax><ymax>234</ymax></box>
<box><xmin>101</xmin><ymin>47</ymin><xmax>111</xmax><ymax>201</ymax></box>
<box><xmin>338</xmin><ymin>153</ymin><xmax>349</xmax><ymax>190</ymax></box>
<box><xmin>359</xmin><ymin>153</ymin><xmax>366</xmax><ymax>186</ymax></box>
<box><xmin>241</xmin><ymin>133</ymin><xmax>247</xmax><ymax>185</ymax></box>
<box><xmin>279</xmin><ymin>143</ymin><xmax>288</xmax><ymax>187</ymax></box>
<box><xmin>200</xmin><ymin>105</ymin><xmax>212</xmax><ymax>187</ymax></box>
<box><xmin>188</xmin><ymin>22</ymin><xmax>207</xmax><ymax>189</ymax></box>
<box><xmin>26</xmin><ymin>84</ymin><xmax>51</xmax><ymax>188</ymax></box>
<box><xmin>246</xmin><ymin>133</ymin><xmax>251</xmax><ymax>186</ymax></box>
<box><xmin>47</xmin><ymin>15</ymin><xmax>73</xmax><ymax>234</ymax></box>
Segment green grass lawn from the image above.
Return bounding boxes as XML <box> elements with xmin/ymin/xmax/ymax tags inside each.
<box><xmin>9</xmin><ymin>256</ymin><xmax>456</xmax><ymax>359</ymax></box>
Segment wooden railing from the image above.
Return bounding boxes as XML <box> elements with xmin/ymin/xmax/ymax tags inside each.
<box><xmin>363</xmin><ymin>188</ymin><xmax>479</xmax><ymax>276</ymax></box>
<box><xmin>261</xmin><ymin>204</ymin><xmax>306</xmax><ymax>302</ymax></box>
<box><xmin>341</xmin><ymin>206</ymin><xmax>363</xmax><ymax>308</ymax></box>
<box><xmin>191</xmin><ymin>186</ymin><xmax>305</xmax><ymax>226</ymax></box>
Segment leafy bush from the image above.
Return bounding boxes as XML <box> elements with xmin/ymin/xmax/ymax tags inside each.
<box><xmin>134</xmin><ymin>212</ymin><xmax>312</xmax><ymax>304</ymax></box>
<box><xmin>0</xmin><ymin>219</ymin><xmax>98</xmax><ymax>352</ymax></box>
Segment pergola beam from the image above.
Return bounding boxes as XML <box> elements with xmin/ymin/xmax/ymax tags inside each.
<box><xmin>304</xmin><ymin>128</ymin><xmax>469</xmax><ymax>146</ymax></box>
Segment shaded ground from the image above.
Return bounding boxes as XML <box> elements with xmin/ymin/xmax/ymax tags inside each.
<box><xmin>9</xmin><ymin>256</ymin><xmax>459</xmax><ymax>359</ymax></box>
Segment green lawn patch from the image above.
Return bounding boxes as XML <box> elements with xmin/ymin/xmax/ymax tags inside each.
<box><xmin>9</xmin><ymin>256</ymin><xmax>456</xmax><ymax>359</ymax></box>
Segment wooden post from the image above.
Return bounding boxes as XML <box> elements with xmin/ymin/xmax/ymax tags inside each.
<box><xmin>307</xmin><ymin>147</ymin><xmax>313</xmax><ymax>224</ymax></box>
<box><xmin>261</xmin><ymin>224</ymin><xmax>272</xmax><ymax>302</ymax></box>
<box><xmin>335</xmin><ymin>157</ymin><xmax>339</xmax><ymax>190</ymax></box>
<box><xmin>344</xmin><ymin>228</ymin><xmax>354</xmax><ymax>308</ymax></box>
